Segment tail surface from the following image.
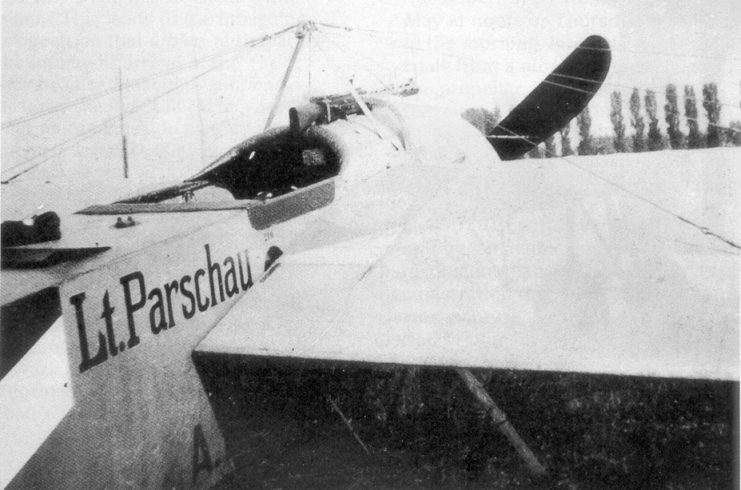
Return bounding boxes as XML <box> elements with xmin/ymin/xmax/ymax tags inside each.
<box><xmin>488</xmin><ymin>35</ymin><xmax>611</xmax><ymax>160</ymax></box>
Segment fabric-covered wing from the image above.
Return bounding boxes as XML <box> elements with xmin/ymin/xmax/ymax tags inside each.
<box><xmin>198</xmin><ymin>151</ymin><xmax>739</xmax><ymax>380</ymax></box>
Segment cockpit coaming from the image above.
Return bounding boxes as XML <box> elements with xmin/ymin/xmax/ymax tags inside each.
<box><xmin>114</xmin><ymin>89</ymin><xmax>414</xmax><ymax>206</ymax></box>
<box><xmin>194</xmin><ymin>126</ymin><xmax>342</xmax><ymax>200</ymax></box>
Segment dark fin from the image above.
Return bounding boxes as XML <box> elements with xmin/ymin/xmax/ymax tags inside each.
<box><xmin>488</xmin><ymin>35</ymin><xmax>611</xmax><ymax>160</ymax></box>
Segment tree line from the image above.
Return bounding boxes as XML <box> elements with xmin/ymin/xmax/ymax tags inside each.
<box><xmin>462</xmin><ymin>82</ymin><xmax>741</xmax><ymax>158</ymax></box>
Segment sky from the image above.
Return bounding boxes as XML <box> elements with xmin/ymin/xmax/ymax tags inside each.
<box><xmin>2</xmin><ymin>0</ymin><xmax>740</xmax><ymax>201</ymax></box>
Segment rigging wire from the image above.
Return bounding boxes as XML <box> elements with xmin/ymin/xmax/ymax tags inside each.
<box><xmin>1</xmin><ymin>24</ymin><xmax>298</xmax><ymax>130</ymax></box>
<box><xmin>309</xmin><ymin>34</ymin><xmax>351</xmax><ymax>85</ymax></box>
<box><xmin>315</xmin><ymin>21</ymin><xmax>382</xmax><ymax>34</ymax></box>
<box><xmin>329</xmin><ymin>27</ymin><xmax>741</xmax><ymax>113</ymax></box>
<box><xmin>4</xmin><ymin>20</ymin><xmax>739</xmax><ymax>186</ymax></box>
<box><xmin>343</xmin><ymin>31</ymin><xmax>741</xmax><ymax>132</ymax></box>
<box><xmin>6</xmin><ymin>20</ymin><xmax>737</xmax><ymax>143</ymax></box>
<box><xmin>7</xmin><ymin>19</ymin><xmax>733</xmax><ymax>134</ymax></box>
<box><xmin>7</xmin><ymin>166</ymin><xmax>133</xmax><ymax>185</ymax></box>
<box><xmin>2</xmin><ymin>24</ymin><xmax>301</xmax><ymax>183</ymax></box>
<box><xmin>403</xmin><ymin>65</ymin><xmax>740</xmax><ymax>253</ymax></box>
<box><xmin>493</xmin><ymin>123</ymin><xmax>740</xmax><ymax>251</ymax></box>
<box><xmin>324</xmin><ymin>26</ymin><xmax>741</xmax><ymax>251</ymax></box>
<box><xmin>312</xmin><ymin>30</ymin><xmax>393</xmax><ymax>90</ymax></box>
<box><xmin>2</xmin><ymin>50</ymin><xmax>248</xmax><ymax>183</ymax></box>
<box><xmin>540</xmin><ymin>80</ymin><xmax>740</xmax><ymax>134</ymax></box>
<box><xmin>335</xmin><ymin>25</ymin><xmax>741</xmax><ymax>62</ymax></box>
<box><xmin>320</xmin><ymin>28</ymin><xmax>427</xmax><ymax>90</ymax></box>
<box><xmin>548</xmin><ymin>72</ymin><xmax>741</xmax><ymax>111</ymax></box>
<box><xmin>311</xmin><ymin>33</ymin><xmax>381</xmax><ymax>92</ymax></box>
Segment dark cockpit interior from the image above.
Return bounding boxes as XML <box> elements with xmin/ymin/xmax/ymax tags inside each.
<box><xmin>201</xmin><ymin>130</ymin><xmax>340</xmax><ymax>200</ymax></box>
<box><xmin>115</xmin><ymin>125</ymin><xmax>342</xmax><ymax>205</ymax></box>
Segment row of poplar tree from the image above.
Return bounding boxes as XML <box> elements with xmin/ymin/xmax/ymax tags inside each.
<box><xmin>462</xmin><ymin>82</ymin><xmax>741</xmax><ymax>158</ymax></box>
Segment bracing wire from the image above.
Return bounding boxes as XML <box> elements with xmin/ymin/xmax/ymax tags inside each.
<box><xmin>541</xmin><ymin>80</ymin><xmax>741</xmax><ymax>134</ymax></box>
<box><xmin>309</xmin><ymin>34</ymin><xmax>352</xmax><ymax>86</ymax></box>
<box><xmin>2</xmin><ymin>58</ymin><xmax>232</xmax><ymax>183</ymax></box>
<box><xmin>314</xmin><ymin>22</ymin><xmax>382</xmax><ymax>35</ymax></box>
<box><xmin>391</xmin><ymin>47</ymin><xmax>741</xmax><ymax>252</ymax></box>
<box><xmin>334</xmin><ymin>25</ymin><xmax>741</xmax><ymax>63</ymax></box>
<box><xmin>493</xmin><ymin>123</ymin><xmax>740</xmax><ymax>251</ymax></box>
<box><xmin>328</xmin><ymin>27</ymin><xmax>741</xmax><ymax>114</ymax></box>
<box><xmin>1</xmin><ymin>34</ymin><xmax>287</xmax><ymax>184</ymax></box>
<box><xmin>549</xmin><ymin>72</ymin><xmax>741</xmax><ymax>111</ymax></box>
<box><xmin>1</xmin><ymin>24</ymin><xmax>298</xmax><ymax>130</ymax></box>
<box><xmin>2</xmin><ymin>24</ymin><xmax>301</xmax><ymax>183</ymax></box>
<box><xmin>318</xmin><ymin>25</ymin><xmax>741</xmax><ymax>252</ymax></box>
<box><xmin>4</xmin><ymin>20</ymin><xmax>739</xmax><ymax>186</ymax></box>
<box><xmin>312</xmin><ymin>30</ymin><xmax>393</xmax><ymax>90</ymax></box>
<box><xmin>2</xmin><ymin>58</ymin><xmax>224</xmax><ymax>130</ymax></box>
<box><xmin>338</xmin><ymin>30</ymin><xmax>741</xmax><ymax>133</ymax></box>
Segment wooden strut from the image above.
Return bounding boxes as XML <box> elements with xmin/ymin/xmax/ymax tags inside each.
<box><xmin>264</xmin><ymin>21</ymin><xmax>314</xmax><ymax>131</ymax></box>
<box><xmin>455</xmin><ymin>368</ymin><xmax>547</xmax><ymax>478</ymax></box>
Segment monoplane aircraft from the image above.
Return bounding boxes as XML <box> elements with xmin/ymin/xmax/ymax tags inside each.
<box><xmin>1</xmin><ymin>21</ymin><xmax>737</xmax><ymax>488</ymax></box>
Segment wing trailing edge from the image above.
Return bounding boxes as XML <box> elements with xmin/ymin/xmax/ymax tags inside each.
<box><xmin>197</xmin><ymin>152</ymin><xmax>738</xmax><ymax>381</ymax></box>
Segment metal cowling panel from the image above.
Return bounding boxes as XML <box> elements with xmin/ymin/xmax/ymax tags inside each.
<box><xmin>247</xmin><ymin>180</ymin><xmax>335</xmax><ymax>230</ymax></box>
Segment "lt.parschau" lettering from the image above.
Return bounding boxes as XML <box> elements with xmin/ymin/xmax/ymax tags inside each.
<box><xmin>70</xmin><ymin>244</ymin><xmax>254</xmax><ymax>373</ymax></box>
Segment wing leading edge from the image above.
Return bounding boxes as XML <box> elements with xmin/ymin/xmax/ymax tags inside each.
<box><xmin>198</xmin><ymin>150</ymin><xmax>739</xmax><ymax>381</ymax></box>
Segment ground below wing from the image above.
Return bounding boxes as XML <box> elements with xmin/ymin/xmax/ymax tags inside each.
<box><xmin>198</xmin><ymin>149</ymin><xmax>739</xmax><ymax>380</ymax></box>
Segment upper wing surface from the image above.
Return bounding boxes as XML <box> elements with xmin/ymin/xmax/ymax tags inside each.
<box><xmin>199</xmin><ymin>149</ymin><xmax>739</xmax><ymax>380</ymax></box>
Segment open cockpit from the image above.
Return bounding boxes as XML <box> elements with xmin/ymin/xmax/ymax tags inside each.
<box><xmin>111</xmin><ymin>124</ymin><xmax>342</xmax><ymax>206</ymax></box>
<box><xmin>112</xmin><ymin>82</ymin><xmax>417</xmax><ymax>207</ymax></box>
<box><xmin>189</xmin><ymin>126</ymin><xmax>342</xmax><ymax>200</ymax></box>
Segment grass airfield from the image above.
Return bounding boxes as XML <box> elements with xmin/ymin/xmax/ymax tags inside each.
<box><xmin>199</xmin><ymin>358</ymin><xmax>737</xmax><ymax>489</ymax></box>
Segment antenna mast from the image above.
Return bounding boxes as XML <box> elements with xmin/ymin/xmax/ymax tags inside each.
<box><xmin>118</xmin><ymin>66</ymin><xmax>129</xmax><ymax>179</ymax></box>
